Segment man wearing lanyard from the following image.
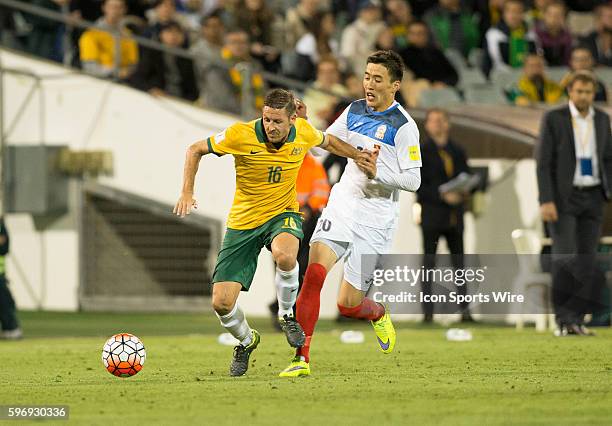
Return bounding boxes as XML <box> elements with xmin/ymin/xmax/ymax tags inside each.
<box><xmin>536</xmin><ymin>70</ymin><xmax>612</xmax><ymax>336</ymax></box>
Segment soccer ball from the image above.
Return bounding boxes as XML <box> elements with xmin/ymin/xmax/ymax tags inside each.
<box><xmin>101</xmin><ymin>333</ymin><xmax>146</xmax><ymax>377</ymax></box>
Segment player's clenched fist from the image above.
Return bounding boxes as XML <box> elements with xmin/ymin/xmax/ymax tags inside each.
<box><xmin>173</xmin><ymin>193</ymin><xmax>198</xmax><ymax>217</ymax></box>
<box><xmin>295</xmin><ymin>98</ymin><xmax>307</xmax><ymax>119</ymax></box>
<box><xmin>355</xmin><ymin>146</ymin><xmax>380</xmax><ymax>179</ymax></box>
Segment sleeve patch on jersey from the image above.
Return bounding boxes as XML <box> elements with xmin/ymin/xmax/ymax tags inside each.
<box><xmin>409</xmin><ymin>146</ymin><xmax>420</xmax><ymax>161</ymax></box>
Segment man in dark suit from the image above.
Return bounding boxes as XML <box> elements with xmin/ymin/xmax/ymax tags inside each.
<box><xmin>536</xmin><ymin>70</ymin><xmax>612</xmax><ymax>336</ymax></box>
<box><xmin>417</xmin><ymin>108</ymin><xmax>473</xmax><ymax>323</ymax></box>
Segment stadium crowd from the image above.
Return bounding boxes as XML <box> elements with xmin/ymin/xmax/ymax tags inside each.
<box><xmin>0</xmin><ymin>0</ymin><xmax>610</xmax><ymax>118</ymax></box>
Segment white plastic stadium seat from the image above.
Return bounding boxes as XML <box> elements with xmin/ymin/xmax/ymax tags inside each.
<box><xmin>444</xmin><ymin>48</ymin><xmax>468</xmax><ymax>71</ymax></box>
<box><xmin>596</xmin><ymin>67</ymin><xmax>612</xmax><ymax>86</ymax></box>
<box><xmin>547</xmin><ymin>66</ymin><xmax>569</xmax><ymax>83</ymax></box>
<box><xmin>490</xmin><ymin>68</ymin><xmax>522</xmax><ymax>91</ymax></box>
<box><xmin>467</xmin><ymin>48</ymin><xmax>483</xmax><ymax>69</ymax></box>
<box><xmin>458</xmin><ymin>68</ymin><xmax>487</xmax><ymax>89</ymax></box>
<box><xmin>463</xmin><ymin>83</ymin><xmax>507</xmax><ymax>104</ymax></box>
<box><xmin>510</xmin><ymin>229</ymin><xmax>555</xmax><ymax>332</ymax></box>
<box><xmin>417</xmin><ymin>88</ymin><xmax>462</xmax><ymax>108</ymax></box>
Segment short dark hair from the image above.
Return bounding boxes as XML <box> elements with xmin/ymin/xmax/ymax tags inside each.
<box><xmin>158</xmin><ymin>20</ymin><xmax>183</xmax><ymax>34</ymax></box>
<box><xmin>264</xmin><ymin>89</ymin><xmax>296</xmax><ymax>117</ymax></box>
<box><xmin>566</xmin><ymin>70</ymin><xmax>597</xmax><ymax>90</ymax></box>
<box><xmin>201</xmin><ymin>10</ymin><xmax>223</xmax><ymax>26</ymax></box>
<box><xmin>366</xmin><ymin>50</ymin><xmax>404</xmax><ymax>83</ymax></box>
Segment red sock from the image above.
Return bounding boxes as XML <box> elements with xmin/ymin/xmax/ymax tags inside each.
<box><xmin>338</xmin><ymin>298</ymin><xmax>385</xmax><ymax>321</ymax></box>
<box><xmin>295</xmin><ymin>263</ymin><xmax>327</xmax><ymax>363</ymax></box>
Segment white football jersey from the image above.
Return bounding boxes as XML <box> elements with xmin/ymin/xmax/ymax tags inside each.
<box><xmin>325</xmin><ymin>99</ymin><xmax>421</xmax><ymax>229</ymax></box>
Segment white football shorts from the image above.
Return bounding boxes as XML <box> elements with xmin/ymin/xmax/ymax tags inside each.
<box><xmin>310</xmin><ymin>206</ymin><xmax>394</xmax><ymax>292</ymax></box>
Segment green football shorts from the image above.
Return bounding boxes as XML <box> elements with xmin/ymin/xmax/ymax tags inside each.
<box><xmin>212</xmin><ymin>212</ymin><xmax>303</xmax><ymax>291</ymax></box>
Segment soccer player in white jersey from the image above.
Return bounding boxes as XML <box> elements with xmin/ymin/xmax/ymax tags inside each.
<box><xmin>280</xmin><ymin>50</ymin><xmax>422</xmax><ymax>377</ymax></box>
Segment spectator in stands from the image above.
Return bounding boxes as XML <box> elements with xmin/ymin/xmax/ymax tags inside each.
<box><xmin>200</xmin><ymin>29</ymin><xmax>265</xmax><ymax>117</ymax></box>
<box><xmin>536</xmin><ymin>71</ymin><xmax>612</xmax><ymax>336</ymax></box>
<box><xmin>579</xmin><ymin>4</ymin><xmax>612</xmax><ymax>66</ymax></box>
<box><xmin>284</xmin><ymin>0</ymin><xmax>322</xmax><ymax>49</ymax></box>
<box><xmin>233</xmin><ymin>0</ymin><xmax>281</xmax><ymax>72</ymax></box>
<box><xmin>484</xmin><ymin>0</ymin><xmax>537</xmax><ymax>75</ymax></box>
<box><xmin>293</xmin><ymin>11</ymin><xmax>339</xmax><ymax>81</ymax></box>
<box><xmin>22</xmin><ymin>0</ymin><xmax>69</xmax><ymax>62</ymax></box>
<box><xmin>71</xmin><ymin>0</ymin><xmax>149</xmax><ymax>66</ymax></box>
<box><xmin>145</xmin><ymin>0</ymin><xmax>194</xmax><ymax>38</ymax></box>
<box><xmin>191</xmin><ymin>12</ymin><xmax>225</xmax><ymax>92</ymax></box>
<box><xmin>129</xmin><ymin>21</ymin><xmax>198</xmax><ymax>101</ymax></box>
<box><xmin>507</xmin><ymin>54</ymin><xmax>564</xmax><ymax>106</ymax></box>
<box><xmin>400</xmin><ymin>21</ymin><xmax>459</xmax><ymax>87</ymax></box>
<box><xmin>418</xmin><ymin>108</ymin><xmax>473</xmax><ymax>323</ymax></box>
<box><xmin>375</xmin><ymin>27</ymin><xmax>396</xmax><ymax>51</ymax></box>
<box><xmin>424</xmin><ymin>0</ymin><xmax>480</xmax><ymax>59</ymax></box>
<box><xmin>303</xmin><ymin>56</ymin><xmax>348</xmax><ymax>129</ymax></box>
<box><xmin>475</xmin><ymin>0</ymin><xmax>504</xmax><ymax>46</ymax></box>
<box><xmin>535</xmin><ymin>1</ymin><xmax>572</xmax><ymax>66</ymax></box>
<box><xmin>340</xmin><ymin>0</ymin><xmax>386</xmax><ymax>74</ymax></box>
<box><xmin>384</xmin><ymin>0</ymin><xmax>413</xmax><ymax>50</ymax></box>
<box><xmin>79</xmin><ymin>0</ymin><xmax>139</xmax><ymax>80</ymax></box>
<box><xmin>560</xmin><ymin>47</ymin><xmax>608</xmax><ymax>103</ymax></box>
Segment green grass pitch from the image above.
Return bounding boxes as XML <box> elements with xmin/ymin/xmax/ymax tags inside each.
<box><xmin>1</xmin><ymin>311</ymin><xmax>612</xmax><ymax>425</ymax></box>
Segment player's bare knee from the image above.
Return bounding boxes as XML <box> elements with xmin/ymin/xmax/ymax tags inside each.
<box><xmin>211</xmin><ymin>286</ymin><xmax>236</xmax><ymax>315</ymax></box>
<box><xmin>274</xmin><ymin>252</ymin><xmax>297</xmax><ymax>271</ymax></box>
<box><xmin>212</xmin><ymin>295</ymin><xmax>234</xmax><ymax>316</ymax></box>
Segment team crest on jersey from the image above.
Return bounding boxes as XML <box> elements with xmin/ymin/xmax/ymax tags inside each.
<box><xmin>291</xmin><ymin>147</ymin><xmax>303</xmax><ymax>156</ymax></box>
<box><xmin>375</xmin><ymin>125</ymin><xmax>387</xmax><ymax>140</ymax></box>
<box><xmin>409</xmin><ymin>145</ymin><xmax>420</xmax><ymax>161</ymax></box>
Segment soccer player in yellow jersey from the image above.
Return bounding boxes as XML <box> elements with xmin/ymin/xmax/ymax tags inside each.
<box><xmin>173</xmin><ymin>89</ymin><xmax>376</xmax><ymax>376</ymax></box>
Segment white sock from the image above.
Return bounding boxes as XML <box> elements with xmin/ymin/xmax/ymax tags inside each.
<box><xmin>216</xmin><ymin>303</ymin><xmax>252</xmax><ymax>346</ymax></box>
<box><xmin>275</xmin><ymin>263</ymin><xmax>299</xmax><ymax>318</ymax></box>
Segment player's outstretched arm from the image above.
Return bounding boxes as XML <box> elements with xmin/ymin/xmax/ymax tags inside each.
<box><xmin>173</xmin><ymin>140</ymin><xmax>210</xmax><ymax>218</ymax></box>
<box><xmin>319</xmin><ymin>134</ymin><xmax>378</xmax><ymax>178</ymax></box>
<box><xmin>373</xmin><ymin>167</ymin><xmax>421</xmax><ymax>192</ymax></box>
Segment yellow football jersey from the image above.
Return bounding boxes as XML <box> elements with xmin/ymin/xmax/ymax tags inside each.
<box><xmin>206</xmin><ymin>117</ymin><xmax>325</xmax><ymax>229</ymax></box>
